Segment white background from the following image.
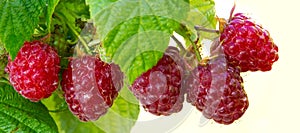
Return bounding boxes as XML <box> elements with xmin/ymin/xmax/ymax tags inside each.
<box><xmin>172</xmin><ymin>0</ymin><xmax>300</xmax><ymax>133</ymax></box>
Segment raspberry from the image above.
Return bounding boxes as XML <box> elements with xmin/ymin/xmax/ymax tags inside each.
<box><xmin>5</xmin><ymin>41</ymin><xmax>60</xmax><ymax>102</ymax></box>
<box><xmin>61</xmin><ymin>55</ymin><xmax>123</xmax><ymax>121</ymax></box>
<box><xmin>220</xmin><ymin>13</ymin><xmax>279</xmax><ymax>72</ymax></box>
<box><xmin>130</xmin><ymin>47</ymin><xmax>184</xmax><ymax>116</ymax></box>
<box><xmin>186</xmin><ymin>56</ymin><xmax>249</xmax><ymax>124</ymax></box>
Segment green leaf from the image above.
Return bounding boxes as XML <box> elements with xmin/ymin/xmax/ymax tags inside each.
<box><xmin>0</xmin><ymin>84</ymin><xmax>58</xmax><ymax>133</ymax></box>
<box><xmin>93</xmin><ymin>88</ymin><xmax>140</xmax><ymax>133</ymax></box>
<box><xmin>0</xmin><ymin>0</ymin><xmax>48</xmax><ymax>60</ymax></box>
<box><xmin>174</xmin><ymin>0</ymin><xmax>217</xmax><ymax>49</ymax></box>
<box><xmin>108</xmin><ymin>16</ymin><xmax>176</xmax><ymax>83</ymax></box>
<box><xmin>87</xmin><ymin>0</ymin><xmax>189</xmax><ymax>40</ymax></box>
<box><xmin>46</xmin><ymin>0</ymin><xmax>60</xmax><ymax>33</ymax></box>
<box><xmin>119</xmin><ymin>85</ymin><xmax>139</xmax><ymax>105</ymax></box>
<box><xmin>185</xmin><ymin>0</ymin><xmax>217</xmax><ymax>39</ymax></box>
<box><xmin>189</xmin><ymin>0</ymin><xmax>217</xmax><ymax>29</ymax></box>
<box><xmin>87</xmin><ymin>0</ymin><xmax>189</xmax><ymax>83</ymax></box>
<box><xmin>54</xmin><ymin>0</ymin><xmax>90</xmax><ymax>23</ymax></box>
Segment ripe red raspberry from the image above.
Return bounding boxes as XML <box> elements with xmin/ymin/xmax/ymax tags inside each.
<box><xmin>186</xmin><ymin>56</ymin><xmax>249</xmax><ymax>124</ymax></box>
<box><xmin>220</xmin><ymin>13</ymin><xmax>279</xmax><ymax>72</ymax></box>
<box><xmin>5</xmin><ymin>41</ymin><xmax>60</xmax><ymax>102</ymax></box>
<box><xmin>130</xmin><ymin>47</ymin><xmax>184</xmax><ymax>116</ymax></box>
<box><xmin>61</xmin><ymin>55</ymin><xmax>123</xmax><ymax>121</ymax></box>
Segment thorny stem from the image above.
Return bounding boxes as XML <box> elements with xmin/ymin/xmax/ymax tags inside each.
<box><xmin>194</xmin><ymin>25</ymin><xmax>220</xmax><ymax>34</ymax></box>
<box><xmin>171</xmin><ymin>35</ymin><xmax>187</xmax><ymax>53</ymax></box>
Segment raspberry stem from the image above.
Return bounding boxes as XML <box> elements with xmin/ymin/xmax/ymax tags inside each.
<box><xmin>194</xmin><ymin>25</ymin><xmax>220</xmax><ymax>34</ymax></box>
<box><xmin>171</xmin><ymin>35</ymin><xmax>187</xmax><ymax>53</ymax></box>
<box><xmin>188</xmin><ymin>36</ymin><xmax>202</xmax><ymax>62</ymax></box>
<box><xmin>171</xmin><ymin>35</ymin><xmax>197</xmax><ymax>71</ymax></box>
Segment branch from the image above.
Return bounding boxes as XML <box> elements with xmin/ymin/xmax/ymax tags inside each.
<box><xmin>194</xmin><ymin>25</ymin><xmax>220</xmax><ymax>34</ymax></box>
<box><xmin>171</xmin><ymin>35</ymin><xmax>187</xmax><ymax>53</ymax></box>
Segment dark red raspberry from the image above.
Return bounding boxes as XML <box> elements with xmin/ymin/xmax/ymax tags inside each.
<box><xmin>5</xmin><ymin>41</ymin><xmax>60</xmax><ymax>102</ymax></box>
<box><xmin>130</xmin><ymin>47</ymin><xmax>184</xmax><ymax>116</ymax></box>
<box><xmin>61</xmin><ymin>55</ymin><xmax>123</xmax><ymax>121</ymax></box>
<box><xmin>220</xmin><ymin>13</ymin><xmax>279</xmax><ymax>72</ymax></box>
<box><xmin>186</xmin><ymin>56</ymin><xmax>249</xmax><ymax>124</ymax></box>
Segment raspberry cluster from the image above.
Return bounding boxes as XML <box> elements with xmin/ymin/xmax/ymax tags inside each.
<box><xmin>5</xmin><ymin>41</ymin><xmax>124</xmax><ymax>122</ymax></box>
<box><xmin>185</xmin><ymin>13</ymin><xmax>279</xmax><ymax>124</ymax></box>
<box><xmin>4</xmin><ymin>12</ymin><xmax>279</xmax><ymax>125</ymax></box>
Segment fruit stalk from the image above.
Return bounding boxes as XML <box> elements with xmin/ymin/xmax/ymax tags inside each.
<box><xmin>171</xmin><ymin>35</ymin><xmax>187</xmax><ymax>53</ymax></box>
<box><xmin>194</xmin><ymin>25</ymin><xmax>220</xmax><ymax>34</ymax></box>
